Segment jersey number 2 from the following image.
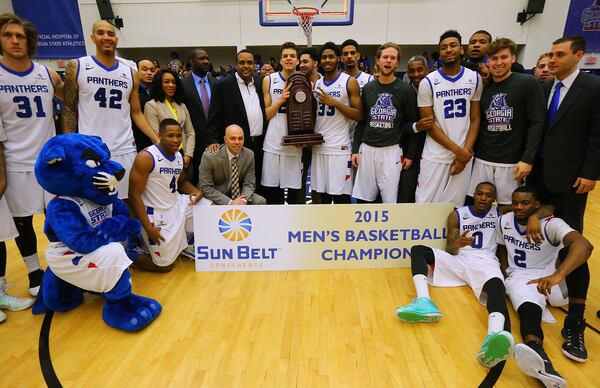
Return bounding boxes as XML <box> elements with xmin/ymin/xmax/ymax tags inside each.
<box><xmin>443</xmin><ymin>98</ymin><xmax>466</xmax><ymax>119</ymax></box>
<box><xmin>94</xmin><ymin>88</ymin><xmax>123</xmax><ymax>109</ymax></box>
<box><xmin>13</xmin><ymin>96</ymin><xmax>46</xmax><ymax>118</ymax></box>
<box><xmin>514</xmin><ymin>249</ymin><xmax>527</xmax><ymax>268</ymax></box>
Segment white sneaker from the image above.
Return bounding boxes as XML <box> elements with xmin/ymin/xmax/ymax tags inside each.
<box><xmin>0</xmin><ymin>310</ymin><xmax>6</xmax><ymax>323</ymax></box>
<box><xmin>0</xmin><ymin>292</ymin><xmax>34</xmax><ymax>311</ymax></box>
<box><xmin>514</xmin><ymin>343</ymin><xmax>567</xmax><ymax>388</ymax></box>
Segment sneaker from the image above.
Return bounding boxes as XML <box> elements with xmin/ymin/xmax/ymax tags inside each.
<box><xmin>476</xmin><ymin>331</ymin><xmax>515</xmax><ymax>368</ymax></box>
<box><xmin>561</xmin><ymin>317</ymin><xmax>587</xmax><ymax>362</ymax></box>
<box><xmin>28</xmin><ymin>269</ymin><xmax>44</xmax><ymax>297</ymax></box>
<box><xmin>0</xmin><ymin>292</ymin><xmax>34</xmax><ymax>311</ymax></box>
<box><xmin>514</xmin><ymin>342</ymin><xmax>567</xmax><ymax>388</ymax></box>
<box><xmin>395</xmin><ymin>297</ymin><xmax>442</xmax><ymax>322</ymax></box>
<box><xmin>0</xmin><ymin>310</ymin><xmax>6</xmax><ymax>323</ymax></box>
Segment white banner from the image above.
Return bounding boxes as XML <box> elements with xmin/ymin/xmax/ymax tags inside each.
<box><xmin>193</xmin><ymin>203</ymin><xmax>453</xmax><ymax>272</ymax></box>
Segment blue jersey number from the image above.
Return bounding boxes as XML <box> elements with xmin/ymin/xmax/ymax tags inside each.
<box><xmin>443</xmin><ymin>98</ymin><xmax>467</xmax><ymax>119</ymax></box>
<box><xmin>13</xmin><ymin>96</ymin><xmax>46</xmax><ymax>118</ymax></box>
<box><xmin>169</xmin><ymin>176</ymin><xmax>177</xmax><ymax>193</ymax></box>
<box><xmin>317</xmin><ymin>103</ymin><xmax>335</xmax><ymax>116</ymax></box>
<box><xmin>94</xmin><ymin>88</ymin><xmax>123</xmax><ymax>109</ymax></box>
<box><xmin>471</xmin><ymin>231</ymin><xmax>483</xmax><ymax>249</ymax></box>
<box><xmin>514</xmin><ymin>249</ymin><xmax>527</xmax><ymax>268</ymax></box>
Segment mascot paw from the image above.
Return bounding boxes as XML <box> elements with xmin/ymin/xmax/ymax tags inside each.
<box><xmin>123</xmin><ymin>218</ymin><xmax>142</xmax><ymax>238</ymax></box>
<box><xmin>33</xmin><ymin>269</ymin><xmax>84</xmax><ymax>314</ymax></box>
<box><xmin>102</xmin><ymin>294</ymin><xmax>162</xmax><ymax>332</ymax></box>
<box><xmin>95</xmin><ymin>215</ymin><xmax>136</xmax><ymax>242</ymax></box>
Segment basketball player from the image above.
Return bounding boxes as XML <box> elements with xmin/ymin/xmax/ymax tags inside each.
<box><xmin>261</xmin><ymin>42</ymin><xmax>302</xmax><ymax>204</ymax></box>
<box><xmin>396</xmin><ymin>182</ymin><xmax>514</xmax><ymax>368</ymax></box>
<box><xmin>0</xmin><ymin>14</ymin><xmax>65</xmax><ymax>295</ymax></box>
<box><xmin>416</xmin><ymin>30</ymin><xmax>482</xmax><ymax>207</ymax></box>
<box><xmin>63</xmin><ymin>20</ymin><xmax>159</xmax><ymax>200</ymax></box>
<box><xmin>352</xmin><ymin>42</ymin><xmax>420</xmax><ymax>203</ymax></box>
<box><xmin>341</xmin><ymin>39</ymin><xmax>374</xmax><ymax>92</ymax></box>
<box><xmin>128</xmin><ymin>118</ymin><xmax>202</xmax><ymax>272</ymax></box>
<box><xmin>310</xmin><ymin>42</ymin><xmax>362</xmax><ymax>204</ymax></box>
<box><xmin>299</xmin><ymin>47</ymin><xmax>321</xmax><ymax>84</ymax></box>
<box><xmin>467</xmin><ymin>38</ymin><xmax>545</xmax><ymax>206</ymax></box>
<box><xmin>497</xmin><ymin>186</ymin><xmax>593</xmax><ymax>387</ymax></box>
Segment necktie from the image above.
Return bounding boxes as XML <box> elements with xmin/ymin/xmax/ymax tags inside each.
<box><xmin>200</xmin><ymin>78</ymin><xmax>210</xmax><ymax>119</ymax></box>
<box><xmin>547</xmin><ymin>81</ymin><xmax>563</xmax><ymax>125</ymax></box>
<box><xmin>230</xmin><ymin>156</ymin><xmax>240</xmax><ymax>199</ymax></box>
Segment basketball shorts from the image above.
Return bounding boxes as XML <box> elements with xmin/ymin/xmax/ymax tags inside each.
<box><xmin>416</xmin><ymin>159</ymin><xmax>473</xmax><ymax>208</ymax></box>
<box><xmin>352</xmin><ymin>143</ymin><xmax>402</xmax><ymax>203</ymax></box>
<box><xmin>429</xmin><ymin>248</ymin><xmax>504</xmax><ymax>304</ymax></box>
<box><xmin>261</xmin><ymin>151</ymin><xmax>303</xmax><ymax>189</ymax></box>
<box><xmin>4</xmin><ymin>170</ymin><xmax>53</xmax><ymax>217</ymax></box>
<box><xmin>467</xmin><ymin>158</ymin><xmax>520</xmax><ymax>205</ymax></box>
<box><xmin>45</xmin><ymin>241</ymin><xmax>130</xmax><ymax>293</ymax></box>
<box><xmin>310</xmin><ymin>152</ymin><xmax>352</xmax><ymax>195</ymax></box>
<box><xmin>0</xmin><ymin>196</ymin><xmax>18</xmax><ymax>242</ymax></box>
<box><xmin>113</xmin><ymin>151</ymin><xmax>137</xmax><ymax>200</ymax></box>
<box><xmin>141</xmin><ymin>194</ymin><xmax>194</xmax><ymax>267</ymax></box>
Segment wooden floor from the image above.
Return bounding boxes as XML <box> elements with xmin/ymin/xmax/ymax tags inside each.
<box><xmin>1</xmin><ymin>192</ymin><xmax>599</xmax><ymax>387</ymax></box>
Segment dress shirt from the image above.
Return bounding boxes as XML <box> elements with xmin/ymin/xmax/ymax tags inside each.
<box><xmin>548</xmin><ymin>68</ymin><xmax>579</xmax><ymax>109</ymax></box>
<box><xmin>235</xmin><ymin>72</ymin><xmax>264</xmax><ymax>137</ymax></box>
<box><xmin>191</xmin><ymin>71</ymin><xmax>212</xmax><ymax>101</ymax></box>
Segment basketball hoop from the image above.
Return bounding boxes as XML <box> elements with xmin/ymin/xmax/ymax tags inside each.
<box><xmin>292</xmin><ymin>6</ymin><xmax>319</xmax><ymax>47</ymax></box>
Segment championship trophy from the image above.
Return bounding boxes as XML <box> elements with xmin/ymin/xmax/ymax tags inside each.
<box><xmin>282</xmin><ymin>72</ymin><xmax>324</xmax><ymax>146</ymax></box>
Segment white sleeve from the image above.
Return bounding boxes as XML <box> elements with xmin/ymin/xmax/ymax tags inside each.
<box><xmin>544</xmin><ymin>217</ymin><xmax>575</xmax><ymax>245</ymax></box>
<box><xmin>472</xmin><ymin>73</ymin><xmax>483</xmax><ymax>102</ymax></box>
<box><xmin>417</xmin><ymin>78</ymin><xmax>433</xmax><ymax>107</ymax></box>
<box><xmin>496</xmin><ymin>217</ymin><xmax>506</xmax><ymax>245</ymax></box>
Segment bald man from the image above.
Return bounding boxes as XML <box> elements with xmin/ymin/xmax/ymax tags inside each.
<box><xmin>198</xmin><ymin>125</ymin><xmax>266</xmax><ymax>205</ymax></box>
<box><xmin>63</xmin><ymin>20</ymin><xmax>159</xmax><ymax>200</ymax></box>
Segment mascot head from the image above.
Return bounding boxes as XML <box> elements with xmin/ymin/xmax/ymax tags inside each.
<box><xmin>35</xmin><ymin>134</ymin><xmax>125</xmax><ymax>206</ymax></box>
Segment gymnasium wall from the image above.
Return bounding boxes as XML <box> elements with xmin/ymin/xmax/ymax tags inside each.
<box><xmin>2</xmin><ymin>0</ymin><xmax>573</xmax><ymax>69</ymax></box>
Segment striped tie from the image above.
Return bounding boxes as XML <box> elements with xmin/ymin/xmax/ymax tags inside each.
<box><xmin>200</xmin><ymin>78</ymin><xmax>210</xmax><ymax>119</ymax></box>
<box><xmin>230</xmin><ymin>156</ymin><xmax>240</xmax><ymax>199</ymax></box>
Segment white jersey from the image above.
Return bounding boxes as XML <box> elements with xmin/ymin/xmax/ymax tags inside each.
<box><xmin>263</xmin><ymin>72</ymin><xmax>300</xmax><ymax>156</ymax></box>
<box><xmin>314</xmin><ymin>72</ymin><xmax>352</xmax><ymax>155</ymax></box>
<box><xmin>59</xmin><ymin>196</ymin><xmax>114</xmax><ymax>228</ymax></box>
<box><xmin>418</xmin><ymin>66</ymin><xmax>482</xmax><ymax>163</ymax></box>
<box><xmin>0</xmin><ymin>62</ymin><xmax>55</xmax><ymax>171</ymax></box>
<box><xmin>348</xmin><ymin>71</ymin><xmax>373</xmax><ymax>141</ymax></box>
<box><xmin>77</xmin><ymin>56</ymin><xmax>135</xmax><ymax>155</ymax></box>
<box><xmin>142</xmin><ymin>145</ymin><xmax>184</xmax><ymax>210</ymax></box>
<box><xmin>455</xmin><ymin>205</ymin><xmax>499</xmax><ymax>258</ymax></box>
<box><xmin>497</xmin><ymin>213</ymin><xmax>574</xmax><ymax>276</ymax></box>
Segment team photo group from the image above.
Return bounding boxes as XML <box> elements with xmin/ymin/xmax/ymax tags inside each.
<box><xmin>0</xmin><ymin>9</ymin><xmax>599</xmax><ymax>388</ymax></box>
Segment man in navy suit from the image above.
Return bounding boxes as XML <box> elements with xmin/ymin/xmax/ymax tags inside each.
<box><xmin>534</xmin><ymin>34</ymin><xmax>599</xmax><ymax>365</ymax></box>
<box><xmin>205</xmin><ymin>49</ymin><xmax>267</xmax><ymax>197</ymax></box>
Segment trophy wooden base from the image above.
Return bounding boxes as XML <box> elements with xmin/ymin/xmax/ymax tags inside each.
<box><xmin>282</xmin><ymin>133</ymin><xmax>324</xmax><ymax>146</ymax></box>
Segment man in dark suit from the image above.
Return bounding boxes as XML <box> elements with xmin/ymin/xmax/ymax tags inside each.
<box><xmin>133</xmin><ymin>58</ymin><xmax>156</xmax><ymax>151</ymax></box>
<box><xmin>205</xmin><ymin>49</ymin><xmax>267</xmax><ymax>197</ymax></box>
<box><xmin>536</xmin><ymin>35</ymin><xmax>599</xmax><ymax>365</ymax></box>
<box><xmin>182</xmin><ymin>48</ymin><xmax>215</xmax><ymax>184</ymax></box>
<box><xmin>198</xmin><ymin>125</ymin><xmax>266</xmax><ymax>205</ymax></box>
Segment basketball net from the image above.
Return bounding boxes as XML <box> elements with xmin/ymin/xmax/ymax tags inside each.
<box><xmin>292</xmin><ymin>5</ymin><xmax>319</xmax><ymax>48</ymax></box>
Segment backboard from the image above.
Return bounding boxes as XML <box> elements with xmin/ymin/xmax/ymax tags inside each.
<box><xmin>259</xmin><ymin>0</ymin><xmax>354</xmax><ymax>26</ymax></box>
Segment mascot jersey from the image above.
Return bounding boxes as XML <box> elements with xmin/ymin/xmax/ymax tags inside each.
<box><xmin>0</xmin><ymin>62</ymin><xmax>55</xmax><ymax>171</ymax></box>
<box><xmin>142</xmin><ymin>145</ymin><xmax>184</xmax><ymax>210</ymax></box>
<box><xmin>77</xmin><ymin>56</ymin><xmax>135</xmax><ymax>155</ymax></box>
<box><xmin>46</xmin><ymin>196</ymin><xmax>113</xmax><ymax>241</ymax></box>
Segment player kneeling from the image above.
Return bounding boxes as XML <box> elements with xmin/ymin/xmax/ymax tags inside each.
<box><xmin>396</xmin><ymin>182</ymin><xmax>514</xmax><ymax>368</ymax></box>
<box><xmin>128</xmin><ymin>118</ymin><xmax>202</xmax><ymax>272</ymax></box>
<box><xmin>497</xmin><ymin>186</ymin><xmax>593</xmax><ymax>388</ymax></box>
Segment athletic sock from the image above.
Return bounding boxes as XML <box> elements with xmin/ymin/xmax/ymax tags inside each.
<box><xmin>0</xmin><ymin>276</ymin><xmax>6</xmax><ymax>293</ymax></box>
<box><xmin>568</xmin><ymin>302</ymin><xmax>585</xmax><ymax>320</ymax></box>
<box><xmin>413</xmin><ymin>274</ymin><xmax>430</xmax><ymax>299</ymax></box>
<box><xmin>487</xmin><ymin>312</ymin><xmax>505</xmax><ymax>334</ymax></box>
<box><xmin>23</xmin><ymin>254</ymin><xmax>41</xmax><ymax>273</ymax></box>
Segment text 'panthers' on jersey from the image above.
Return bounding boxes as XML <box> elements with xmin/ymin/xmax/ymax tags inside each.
<box><xmin>142</xmin><ymin>145</ymin><xmax>184</xmax><ymax>210</ymax></box>
<box><xmin>455</xmin><ymin>204</ymin><xmax>499</xmax><ymax>258</ymax></box>
<box><xmin>263</xmin><ymin>72</ymin><xmax>300</xmax><ymax>156</ymax></box>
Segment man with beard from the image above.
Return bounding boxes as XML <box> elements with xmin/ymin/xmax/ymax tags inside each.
<box><xmin>352</xmin><ymin>42</ymin><xmax>419</xmax><ymax>203</ymax></box>
<box><xmin>533</xmin><ymin>53</ymin><xmax>552</xmax><ymax>84</ymax></box>
<box><xmin>416</xmin><ymin>30</ymin><xmax>482</xmax><ymax>207</ymax></box>
<box><xmin>182</xmin><ymin>48</ymin><xmax>215</xmax><ymax>184</ymax></box>
<box><xmin>312</xmin><ymin>42</ymin><xmax>363</xmax><ymax>204</ymax></box>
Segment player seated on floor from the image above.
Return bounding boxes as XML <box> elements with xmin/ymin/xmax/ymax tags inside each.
<box><xmin>497</xmin><ymin>186</ymin><xmax>593</xmax><ymax>388</ymax></box>
<box><xmin>128</xmin><ymin>118</ymin><xmax>202</xmax><ymax>272</ymax></box>
<box><xmin>396</xmin><ymin>182</ymin><xmax>514</xmax><ymax>368</ymax></box>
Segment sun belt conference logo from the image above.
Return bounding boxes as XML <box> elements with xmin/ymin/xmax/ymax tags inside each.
<box><xmin>219</xmin><ymin>209</ymin><xmax>252</xmax><ymax>242</ymax></box>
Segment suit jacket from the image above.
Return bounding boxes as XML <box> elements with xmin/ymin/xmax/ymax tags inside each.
<box><xmin>205</xmin><ymin>74</ymin><xmax>267</xmax><ymax>144</ymax></box>
<box><xmin>198</xmin><ymin>145</ymin><xmax>257</xmax><ymax>205</ymax></box>
<box><xmin>143</xmin><ymin>99</ymin><xmax>195</xmax><ymax>157</ymax></box>
<box><xmin>133</xmin><ymin>86</ymin><xmax>153</xmax><ymax>151</ymax></box>
<box><xmin>542</xmin><ymin>71</ymin><xmax>600</xmax><ymax>192</ymax></box>
<box><xmin>182</xmin><ymin>73</ymin><xmax>216</xmax><ymax>152</ymax></box>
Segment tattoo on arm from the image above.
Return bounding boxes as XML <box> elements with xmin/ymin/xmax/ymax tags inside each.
<box><xmin>62</xmin><ymin>60</ymin><xmax>79</xmax><ymax>133</ymax></box>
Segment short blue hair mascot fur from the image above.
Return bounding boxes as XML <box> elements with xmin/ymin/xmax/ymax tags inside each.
<box><xmin>33</xmin><ymin>134</ymin><xmax>161</xmax><ymax>331</ymax></box>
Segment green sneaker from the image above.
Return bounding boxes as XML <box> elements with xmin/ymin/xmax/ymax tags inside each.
<box><xmin>0</xmin><ymin>292</ymin><xmax>34</xmax><ymax>312</ymax></box>
<box><xmin>0</xmin><ymin>310</ymin><xmax>6</xmax><ymax>323</ymax></box>
<box><xmin>395</xmin><ymin>297</ymin><xmax>442</xmax><ymax>322</ymax></box>
<box><xmin>476</xmin><ymin>331</ymin><xmax>515</xmax><ymax>368</ymax></box>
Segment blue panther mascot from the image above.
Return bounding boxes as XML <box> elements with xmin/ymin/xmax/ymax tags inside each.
<box><xmin>33</xmin><ymin>134</ymin><xmax>161</xmax><ymax>331</ymax></box>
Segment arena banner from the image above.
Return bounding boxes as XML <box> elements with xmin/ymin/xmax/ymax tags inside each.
<box><xmin>12</xmin><ymin>0</ymin><xmax>86</xmax><ymax>59</ymax></box>
<box><xmin>564</xmin><ymin>0</ymin><xmax>600</xmax><ymax>51</ymax></box>
<box><xmin>193</xmin><ymin>203</ymin><xmax>453</xmax><ymax>272</ymax></box>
